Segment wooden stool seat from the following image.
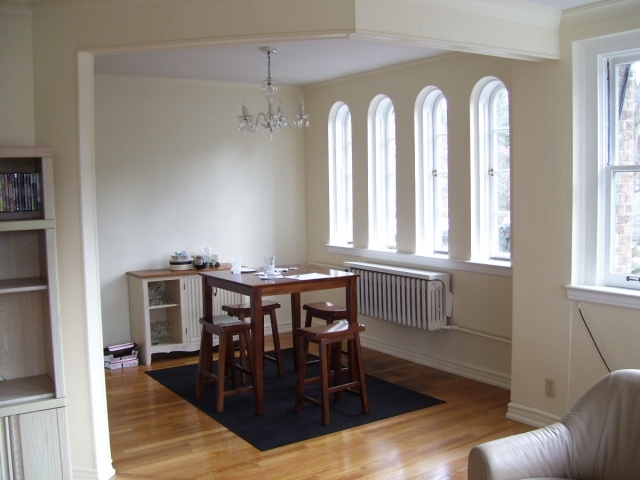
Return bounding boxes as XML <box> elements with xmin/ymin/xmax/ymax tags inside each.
<box><xmin>295</xmin><ymin>320</ymin><xmax>370</xmax><ymax>425</ymax></box>
<box><xmin>303</xmin><ymin>302</ymin><xmax>348</xmax><ymax>366</ymax></box>
<box><xmin>195</xmin><ymin>314</ymin><xmax>255</xmax><ymax>413</ymax></box>
<box><xmin>222</xmin><ymin>299</ymin><xmax>285</xmax><ymax>377</ymax></box>
<box><xmin>303</xmin><ymin>301</ymin><xmax>347</xmax><ymax>327</ymax></box>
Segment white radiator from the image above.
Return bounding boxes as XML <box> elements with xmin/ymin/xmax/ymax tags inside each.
<box><xmin>345</xmin><ymin>262</ymin><xmax>452</xmax><ymax>331</ymax></box>
<box><xmin>211</xmin><ymin>288</ymin><xmax>247</xmax><ymax>315</ymax></box>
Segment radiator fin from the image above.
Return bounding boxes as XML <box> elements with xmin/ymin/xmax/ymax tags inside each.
<box><xmin>345</xmin><ymin>262</ymin><xmax>452</xmax><ymax>331</ymax></box>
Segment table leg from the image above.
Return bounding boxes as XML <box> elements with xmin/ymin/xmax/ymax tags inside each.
<box><xmin>346</xmin><ymin>276</ymin><xmax>358</xmax><ymax>379</ymax></box>
<box><xmin>250</xmin><ymin>290</ymin><xmax>265</xmax><ymax>415</ymax></box>
<box><xmin>290</xmin><ymin>293</ymin><xmax>301</xmax><ymax>369</ymax></box>
<box><xmin>346</xmin><ymin>276</ymin><xmax>358</xmax><ymax>324</ymax></box>
<box><xmin>202</xmin><ymin>279</ymin><xmax>214</xmax><ymax>317</ymax></box>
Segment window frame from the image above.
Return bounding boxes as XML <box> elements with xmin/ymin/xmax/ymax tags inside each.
<box><xmin>569</xmin><ymin>29</ymin><xmax>640</xmax><ymax>305</ymax></box>
<box><xmin>471</xmin><ymin>77</ymin><xmax>511</xmax><ymax>263</ymax></box>
<box><xmin>368</xmin><ymin>95</ymin><xmax>397</xmax><ymax>250</ymax></box>
<box><xmin>328</xmin><ymin>102</ymin><xmax>353</xmax><ymax>246</ymax></box>
<box><xmin>415</xmin><ymin>87</ymin><xmax>449</xmax><ymax>255</ymax></box>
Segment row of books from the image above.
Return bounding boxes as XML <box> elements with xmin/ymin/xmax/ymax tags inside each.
<box><xmin>0</xmin><ymin>172</ymin><xmax>41</xmax><ymax>213</ymax></box>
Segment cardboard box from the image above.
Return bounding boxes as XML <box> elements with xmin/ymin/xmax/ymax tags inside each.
<box><xmin>104</xmin><ymin>353</ymin><xmax>139</xmax><ymax>369</ymax></box>
<box><xmin>104</xmin><ymin>342</ymin><xmax>139</xmax><ymax>369</ymax></box>
<box><xmin>104</xmin><ymin>342</ymin><xmax>137</xmax><ymax>358</ymax></box>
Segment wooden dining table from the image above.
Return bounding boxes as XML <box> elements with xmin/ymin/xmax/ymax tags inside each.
<box><xmin>200</xmin><ymin>263</ymin><xmax>359</xmax><ymax>415</ymax></box>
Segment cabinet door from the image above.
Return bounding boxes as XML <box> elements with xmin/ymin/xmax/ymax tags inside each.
<box><xmin>181</xmin><ymin>276</ymin><xmax>203</xmax><ymax>344</ymax></box>
<box><xmin>1</xmin><ymin>408</ymin><xmax>70</xmax><ymax>480</ymax></box>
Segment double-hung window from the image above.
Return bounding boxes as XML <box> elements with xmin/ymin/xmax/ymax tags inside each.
<box><xmin>572</xmin><ymin>30</ymin><xmax>640</xmax><ymax>296</ymax></box>
<box><xmin>329</xmin><ymin>102</ymin><xmax>353</xmax><ymax>245</ymax></box>
<box><xmin>369</xmin><ymin>95</ymin><xmax>396</xmax><ymax>250</ymax></box>
<box><xmin>603</xmin><ymin>54</ymin><xmax>640</xmax><ymax>288</ymax></box>
<box><xmin>416</xmin><ymin>87</ymin><xmax>449</xmax><ymax>254</ymax></box>
<box><xmin>472</xmin><ymin>78</ymin><xmax>511</xmax><ymax>261</ymax></box>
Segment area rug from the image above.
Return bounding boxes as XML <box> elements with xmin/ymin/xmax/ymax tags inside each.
<box><xmin>145</xmin><ymin>349</ymin><xmax>444</xmax><ymax>451</ymax></box>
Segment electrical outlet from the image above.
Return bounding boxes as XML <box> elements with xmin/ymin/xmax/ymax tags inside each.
<box><xmin>545</xmin><ymin>378</ymin><xmax>556</xmax><ymax>398</ymax></box>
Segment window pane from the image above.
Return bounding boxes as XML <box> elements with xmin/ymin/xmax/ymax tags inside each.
<box><xmin>496</xmin><ymin>171</ymin><xmax>511</xmax><ymax>211</ymax></box>
<box><xmin>608</xmin><ymin>60</ymin><xmax>640</xmax><ymax>282</ymax></box>
<box><xmin>614</xmin><ymin>62</ymin><xmax>640</xmax><ymax>167</ymax></box>
<box><xmin>344</xmin><ymin>110</ymin><xmax>353</xmax><ymax>244</ymax></box>
<box><xmin>434</xmin><ymin>97</ymin><xmax>449</xmax><ymax>252</ymax></box>
<box><xmin>435</xmin><ymin>171</ymin><xmax>449</xmax><ymax>250</ymax></box>
<box><xmin>487</xmin><ymin>83</ymin><xmax>510</xmax><ymax>259</ymax></box>
<box><xmin>611</xmin><ymin>171</ymin><xmax>640</xmax><ymax>275</ymax></box>
<box><xmin>329</xmin><ymin>103</ymin><xmax>353</xmax><ymax>245</ymax></box>
<box><xmin>371</xmin><ymin>96</ymin><xmax>396</xmax><ymax>250</ymax></box>
<box><xmin>386</xmin><ymin>108</ymin><xmax>397</xmax><ymax>249</ymax></box>
<box><xmin>497</xmin><ymin>214</ymin><xmax>511</xmax><ymax>254</ymax></box>
<box><xmin>492</xmin><ymin>88</ymin><xmax>509</xmax><ymax>129</ymax></box>
<box><xmin>496</xmin><ymin>131</ymin><xmax>510</xmax><ymax>170</ymax></box>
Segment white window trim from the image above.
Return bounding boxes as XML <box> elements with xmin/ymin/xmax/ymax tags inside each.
<box><xmin>368</xmin><ymin>95</ymin><xmax>396</xmax><ymax>251</ymax></box>
<box><xmin>415</xmin><ymin>87</ymin><xmax>448</xmax><ymax>255</ymax></box>
<box><xmin>569</xmin><ymin>29</ymin><xmax>640</xmax><ymax>309</ymax></box>
<box><xmin>328</xmin><ymin>102</ymin><xmax>353</xmax><ymax>246</ymax></box>
<box><xmin>471</xmin><ymin>77</ymin><xmax>511</xmax><ymax>264</ymax></box>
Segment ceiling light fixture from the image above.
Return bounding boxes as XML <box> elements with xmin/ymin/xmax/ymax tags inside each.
<box><xmin>237</xmin><ymin>47</ymin><xmax>310</xmax><ymax>139</ymax></box>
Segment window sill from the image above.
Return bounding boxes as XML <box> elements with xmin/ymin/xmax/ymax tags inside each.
<box><xmin>566</xmin><ymin>284</ymin><xmax>640</xmax><ymax>310</ymax></box>
<box><xmin>326</xmin><ymin>244</ymin><xmax>511</xmax><ymax>277</ymax></box>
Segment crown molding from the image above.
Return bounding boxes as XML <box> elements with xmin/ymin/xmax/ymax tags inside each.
<box><xmin>561</xmin><ymin>0</ymin><xmax>640</xmax><ymax>27</ymax></box>
<box><xmin>421</xmin><ymin>0</ymin><xmax>561</xmax><ymax>27</ymax></box>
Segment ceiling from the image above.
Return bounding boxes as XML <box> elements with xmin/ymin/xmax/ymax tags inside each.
<box><xmin>94</xmin><ymin>0</ymin><xmax>605</xmax><ymax>87</ymax></box>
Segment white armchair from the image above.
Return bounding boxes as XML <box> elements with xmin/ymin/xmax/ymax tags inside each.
<box><xmin>468</xmin><ymin>369</ymin><xmax>640</xmax><ymax>480</ymax></box>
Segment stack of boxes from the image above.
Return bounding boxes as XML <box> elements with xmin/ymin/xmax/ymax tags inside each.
<box><xmin>104</xmin><ymin>342</ymin><xmax>139</xmax><ymax>369</ymax></box>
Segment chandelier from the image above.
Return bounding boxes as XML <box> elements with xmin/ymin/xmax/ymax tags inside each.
<box><xmin>237</xmin><ymin>47</ymin><xmax>310</xmax><ymax>138</ymax></box>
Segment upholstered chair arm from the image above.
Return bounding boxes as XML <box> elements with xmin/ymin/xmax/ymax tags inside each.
<box><xmin>468</xmin><ymin>422</ymin><xmax>575</xmax><ymax>480</ymax></box>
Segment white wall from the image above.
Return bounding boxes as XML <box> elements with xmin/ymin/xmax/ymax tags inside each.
<box><xmin>0</xmin><ymin>2</ymin><xmax>34</xmax><ymax>145</ymax></box>
<box><xmin>95</xmin><ymin>74</ymin><xmax>306</xmax><ymax>345</ymax></box>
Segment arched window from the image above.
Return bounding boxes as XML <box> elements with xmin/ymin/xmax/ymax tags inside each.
<box><xmin>328</xmin><ymin>102</ymin><xmax>353</xmax><ymax>245</ymax></box>
<box><xmin>415</xmin><ymin>87</ymin><xmax>448</xmax><ymax>254</ymax></box>
<box><xmin>368</xmin><ymin>95</ymin><xmax>396</xmax><ymax>250</ymax></box>
<box><xmin>472</xmin><ymin>78</ymin><xmax>511</xmax><ymax>261</ymax></box>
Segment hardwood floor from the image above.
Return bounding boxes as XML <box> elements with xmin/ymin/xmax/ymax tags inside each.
<box><xmin>106</xmin><ymin>334</ymin><xmax>531</xmax><ymax>479</ymax></box>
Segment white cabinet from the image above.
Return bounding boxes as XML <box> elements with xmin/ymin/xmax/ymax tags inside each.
<box><xmin>0</xmin><ymin>147</ymin><xmax>70</xmax><ymax>479</ymax></box>
<box><xmin>127</xmin><ymin>268</ymin><xmax>232</xmax><ymax>365</ymax></box>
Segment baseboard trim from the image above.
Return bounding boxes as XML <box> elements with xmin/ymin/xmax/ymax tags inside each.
<box><xmin>72</xmin><ymin>466</ymin><xmax>113</xmax><ymax>480</ymax></box>
<box><xmin>360</xmin><ymin>336</ymin><xmax>511</xmax><ymax>390</ymax></box>
<box><xmin>506</xmin><ymin>401</ymin><xmax>560</xmax><ymax>428</ymax></box>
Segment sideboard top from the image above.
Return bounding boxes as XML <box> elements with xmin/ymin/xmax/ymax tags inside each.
<box><xmin>127</xmin><ymin>263</ymin><xmax>231</xmax><ymax>279</ymax></box>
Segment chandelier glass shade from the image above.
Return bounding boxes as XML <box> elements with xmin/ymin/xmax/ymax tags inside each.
<box><xmin>237</xmin><ymin>47</ymin><xmax>310</xmax><ymax>134</ymax></box>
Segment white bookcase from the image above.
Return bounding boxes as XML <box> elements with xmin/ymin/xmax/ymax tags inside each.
<box><xmin>0</xmin><ymin>147</ymin><xmax>71</xmax><ymax>479</ymax></box>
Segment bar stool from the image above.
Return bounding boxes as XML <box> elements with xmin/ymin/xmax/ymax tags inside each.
<box><xmin>222</xmin><ymin>300</ymin><xmax>285</xmax><ymax>377</ymax></box>
<box><xmin>303</xmin><ymin>301</ymin><xmax>347</xmax><ymax>327</ymax></box>
<box><xmin>195</xmin><ymin>315</ymin><xmax>255</xmax><ymax>413</ymax></box>
<box><xmin>302</xmin><ymin>301</ymin><xmax>348</xmax><ymax>366</ymax></box>
<box><xmin>294</xmin><ymin>320</ymin><xmax>370</xmax><ymax>425</ymax></box>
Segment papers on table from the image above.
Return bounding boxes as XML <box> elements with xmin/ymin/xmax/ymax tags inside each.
<box><xmin>285</xmin><ymin>273</ymin><xmax>331</xmax><ymax>280</ymax></box>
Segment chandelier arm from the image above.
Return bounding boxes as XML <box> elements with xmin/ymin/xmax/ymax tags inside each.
<box><xmin>238</xmin><ymin>46</ymin><xmax>310</xmax><ymax>134</ymax></box>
